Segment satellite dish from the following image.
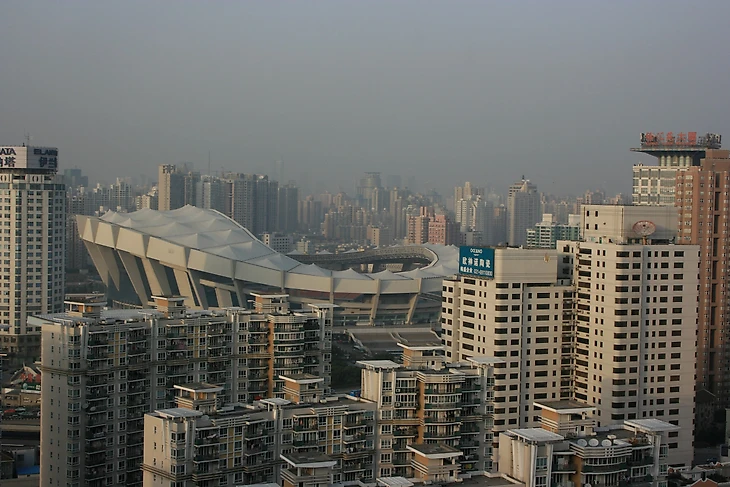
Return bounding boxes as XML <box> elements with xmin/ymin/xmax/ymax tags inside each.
<box><xmin>577</xmin><ymin>439</ymin><xmax>588</xmax><ymax>446</ymax></box>
<box><xmin>82</xmin><ymin>403</ymin><xmax>89</xmax><ymax>410</ymax></box>
<box><xmin>632</xmin><ymin>220</ymin><xmax>656</xmax><ymax>238</ymax></box>
<box><xmin>589</xmin><ymin>438</ymin><xmax>600</xmax><ymax>447</ymax></box>
<box><xmin>602</xmin><ymin>439</ymin><xmax>612</xmax><ymax>447</ymax></box>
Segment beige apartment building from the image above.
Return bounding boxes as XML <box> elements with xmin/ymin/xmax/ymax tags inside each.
<box><xmin>441</xmin><ymin>248</ymin><xmax>574</xmax><ymax>470</ymax></box>
<box><xmin>442</xmin><ymin>205</ymin><xmax>699</xmax><ymax>469</ymax></box>
<box><xmin>141</xmin><ymin>347</ymin><xmax>501</xmax><ymax>487</ymax></box>
<box><xmin>37</xmin><ymin>293</ymin><xmax>332</xmax><ymax>487</ymax></box>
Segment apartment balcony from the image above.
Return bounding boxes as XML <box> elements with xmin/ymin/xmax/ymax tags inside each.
<box><xmin>128</xmin><ymin>344</ymin><xmax>147</xmax><ymax>356</ymax></box>
<box><xmin>195</xmin><ymin>435</ymin><xmax>220</xmax><ymax>446</ymax></box>
<box><xmin>85</xmin><ymin>451</ymin><xmax>107</xmax><ymax>467</ymax></box>
<box><xmin>88</xmin><ymin>336</ymin><xmax>108</xmax><ymax>347</ymax></box>
<box><xmin>460</xmin><ymin>439</ymin><xmax>480</xmax><ymax>448</ymax></box>
<box><xmin>424</xmin><ymin>402</ymin><xmax>460</xmax><ymax>410</ymax></box>
<box><xmin>424</xmin><ymin>387</ymin><xmax>461</xmax><ymax>395</ymax></box>
<box><xmin>423</xmin><ymin>430</ymin><xmax>460</xmax><ymax>440</ymax></box>
<box><xmin>86</xmin><ymin>351</ymin><xmax>107</xmax><ymax>360</ymax></box>
<box><xmin>582</xmin><ymin>462</ymin><xmax>628</xmax><ymax>474</ymax></box>
<box><xmin>343</xmin><ymin>433</ymin><xmax>367</xmax><ymax>443</ymax></box>
<box><xmin>85</xmin><ymin>467</ymin><xmax>107</xmax><ymax>481</ymax></box>
<box><xmin>553</xmin><ymin>458</ymin><xmax>577</xmax><ymax>473</ymax></box>
<box><xmin>393</xmin><ymin>427</ymin><xmax>417</xmax><ymax>437</ymax></box>
<box><xmin>423</xmin><ymin>415</ymin><xmax>460</xmax><ymax>424</ymax></box>
<box><xmin>293</xmin><ymin>421</ymin><xmax>318</xmax><ymax>432</ymax></box>
<box><xmin>192</xmin><ymin>466</ymin><xmax>222</xmax><ymax>482</ymax></box>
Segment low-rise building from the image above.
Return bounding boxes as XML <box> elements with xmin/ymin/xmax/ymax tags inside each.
<box><xmin>500</xmin><ymin>401</ymin><xmax>676</xmax><ymax>487</ymax></box>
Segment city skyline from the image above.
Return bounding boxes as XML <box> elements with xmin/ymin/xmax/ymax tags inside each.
<box><xmin>2</xmin><ymin>1</ymin><xmax>730</xmax><ymax>196</ymax></box>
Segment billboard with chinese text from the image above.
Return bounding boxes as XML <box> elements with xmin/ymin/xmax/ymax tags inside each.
<box><xmin>0</xmin><ymin>146</ymin><xmax>58</xmax><ymax>170</ymax></box>
<box><xmin>459</xmin><ymin>246</ymin><xmax>495</xmax><ymax>278</ymax></box>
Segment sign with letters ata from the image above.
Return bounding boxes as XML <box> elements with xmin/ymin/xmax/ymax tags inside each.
<box><xmin>0</xmin><ymin>146</ymin><xmax>58</xmax><ymax>170</ymax></box>
<box><xmin>459</xmin><ymin>246</ymin><xmax>495</xmax><ymax>278</ymax></box>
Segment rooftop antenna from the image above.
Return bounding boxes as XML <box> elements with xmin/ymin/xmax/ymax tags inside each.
<box><xmin>208</xmin><ymin>150</ymin><xmax>211</xmax><ymax>177</ymax></box>
<box><xmin>23</xmin><ymin>132</ymin><xmax>32</xmax><ymax>147</ymax></box>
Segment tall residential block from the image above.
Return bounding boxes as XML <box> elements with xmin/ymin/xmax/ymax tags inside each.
<box><xmin>441</xmin><ymin>248</ymin><xmax>574</xmax><ymax>470</ymax></box>
<box><xmin>37</xmin><ymin>293</ymin><xmax>333</xmax><ymax>487</ymax></box>
<box><xmin>443</xmin><ymin>205</ymin><xmax>699</xmax><ymax>467</ymax></box>
<box><xmin>0</xmin><ymin>144</ymin><xmax>65</xmax><ymax>360</ymax></box>
<box><xmin>507</xmin><ymin>178</ymin><xmax>541</xmax><ymax>247</ymax></box>
<box><xmin>676</xmin><ymin>148</ymin><xmax>730</xmax><ymax>406</ymax></box>
<box><xmin>158</xmin><ymin>164</ymin><xmax>185</xmax><ymax>211</ymax></box>
<box><xmin>525</xmin><ymin>213</ymin><xmax>581</xmax><ymax>249</ymax></box>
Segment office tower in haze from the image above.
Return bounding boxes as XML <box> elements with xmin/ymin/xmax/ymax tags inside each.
<box><xmin>631</xmin><ymin>131</ymin><xmax>722</xmax><ymax>205</ymax></box>
<box><xmin>277</xmin><ymin>183</ymin><xmax>299</xmax><ymax>233</ymax></box>
<box><xmin>507</xmin><ymin>178</ymin><xmax>540</xmax><ymax>247</ymax></box>
<box><xmin>0</xmin><ymin>144</ymin><xmax>65</xmax><ymax>360</ymax></box>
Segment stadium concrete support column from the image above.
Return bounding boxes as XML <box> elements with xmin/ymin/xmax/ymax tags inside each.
<box><xmin>215</xmin><ymin>287</ymin><xmax>233</xmax><ymax>307</ymax></box>
<box><xmin>117</xmin><ymin>252</ymin><xmax>149</xmax><ymax>305</ymax></box>
<box><xmin>406</xmin><ymin>278</ymin><xmax>423</xmax><ymax>324</ymax></box>
<box><xmin>173</xmin><ymin>269</ymin><xmax>197</xmax><ymax>307</ymax></box>
<box><xmin>188</xmin><ymin>271</ymin><xmax>209</xmax><ymax>309</ymax></box>
<box><xmin>141</xmin><ymin>258</ymin><xmax>172</xmax><ymax>296</ymax></box>
<box><xmin>85</xmin><ymin>243</ymin><xmax>121</xmax><ymax>292</ymax></box>
<box><xmin>369</xmin><ymin>279</ymin><xmax>381</xmax><ymax>324</ymax></box>
<box><xmin>234</xmin><ymin>280</ymin><xmax>246</xmax><ymax>309</ymax></box>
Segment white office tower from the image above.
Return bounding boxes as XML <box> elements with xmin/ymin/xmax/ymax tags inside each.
<box><xmin>507</xmin><ymin>178</ymin><xmax>541</xmax><ymax>247</ymax></box>
<box><xmin>442</xmin><ymin>248</ymin><xmax>574</xmax><ymax>470</ymax></box>
<box><xmin>0</xmin><ymin>144</ymin><xmax>64</xmax><ymax>360</ymax></box>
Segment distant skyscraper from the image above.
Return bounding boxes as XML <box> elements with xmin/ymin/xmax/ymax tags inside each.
<box><xmin>525</xmin><ymin>213</ymin><xmax>581</xmax><ymax>249</ymax></box>
<box><xmin>158</xmin><ymin>164</ymin><xmax>185</xmax><ymax>211</ymax></box>
<box><xmin>0</xmin><ymin>144</ymin><xmax>65</xmax><ymax>360</ymax></box>
<box><xmin>277</xmin><ymin>183</ymin><xmax>299</xmax><ymax>233</ymax></box>
<box><xmin>507</xmin><ymin>178</ymin><xmax>540</xmax><ymax>247</ymax></box>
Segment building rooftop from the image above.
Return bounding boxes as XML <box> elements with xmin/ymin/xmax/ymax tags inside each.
<box><xmin>174</xmin><ymin>382</ymin><xmax>224</xmax><ymax>393</ymax></box>
<box><xmin>154</xmin><ymin>408</ymin><xmax>204</xmax><ymax>419</ymax></box>
<box><xmin>624</xmin><ymin>418</ymin><xmax>681</xmax><ymax>433</ymax></box>
<box><xmin>279</xmin><ymin>373</ymin><xmax>324</xmax><ymax>384</ymax></box>
<box><xmin>454</xmin><ymin>476</ymin><xmax>525</xmax><ymax>487</ymax></box>
<box><xmin>376</xmin><ymin>477</ymin><xmax>414</xmax><ymax>487</ymax></box>
<box><xmin>357</xmin><ymin>360</ymin><xmax>401</xmax><ymax>370</ymax></box>
<box><xmin>281</xmin><ymin>451</ymin><xmax>337</xmax><ymax>468</ymax></box>
<box><xmin>508</xmin><ymin>428</ymin><xmax>565</xmax><ymax>444</ymax></box>
<box><xmin>407</xmin><ymin>443</ymin><xmax>461</xmax><ymax>456</ymax></box>
<box><xmin>535</xmin><ymin>400</ymin><xmax>596</xmax><ymax>414</ymax></box>
<box><xmin>466</xmin><ymin>356</ymin><xmax>505</xmax><ymax>366</ymax></box>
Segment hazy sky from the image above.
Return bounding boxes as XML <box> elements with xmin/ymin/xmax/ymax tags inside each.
<box><xmin>2</xmin><ymin>1</ymin><xmax>729</xmax><ymax>197</ymax></box>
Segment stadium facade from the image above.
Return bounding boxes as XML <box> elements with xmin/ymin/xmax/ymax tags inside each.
<box><xmin>77</xmin><ymin>206</ymin><xmax>458</xmax><ymax>325</ymax></box>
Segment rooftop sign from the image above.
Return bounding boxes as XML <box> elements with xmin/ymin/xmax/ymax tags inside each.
<box><xmin>639</xmin><ymin>132</ymin><xmax>721</xmax><ymax>149</ymax></box>
<box><xmin>458</xmin><ymin>246</ymin><xmax>494</xmax><ymax>279</ymax></box>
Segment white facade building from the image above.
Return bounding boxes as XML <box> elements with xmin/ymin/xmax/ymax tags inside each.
<box><xmin>0</xmin><ymin>144</ymin><xmax>65</xmax><ymax>359</ymax></box>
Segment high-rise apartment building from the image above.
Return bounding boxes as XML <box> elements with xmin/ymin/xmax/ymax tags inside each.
<box><xmin>441</xmin><ymin>248</ymin><xmax>574</xmax><ymax>471</ymax></box>
<box><xmin>631</xmin><ymin>131</ymin><xmax>721</xmax><ymax>206</ymax></box>
<box><xmin>507</xmin><ymin>178</ymin><xmax>540</xmax><ymax>247</ymax></box>
<box><xmin>525</xmin><ymin>213</ymin><xmax>581</xmax><ymax>249</ymax></box>
<box><xmin>37</xmin><ymin>293</ymin><xmax>333</xmax><ymax>487</ymax></box>
<box><xmin>442</xmin><ymin>205</ymin><xmax>699</xmax><ymax>467</ymax></box>
<box><xmin>0</xmin><ymin>144</ymin><xmax>65</xmax><ymax>360</ymax></box>
<box><xmin>158</xmin><ymin>164</ymin><xmax>185</xmax><ymax>211</ymax></box>
<box><xmin>676</xmin><ymin>148</ymin><xmax>730</xmax><ymax>406</ymax></box>
<box><xmin>141</xmin><ymin>349</ymin><xmax>500</xmax><ymax>487</ymax></box>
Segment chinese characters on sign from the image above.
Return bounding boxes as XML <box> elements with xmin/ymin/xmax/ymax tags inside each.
<box><xmin>458</xmin><ymin>246</ymin><xmax>495</xmax><ymax>278</ymax></box>
<box><xmin>0</xmin><ymin>147</ymin><xmax>21</xmax><ymax>168</ymax></box>
<box><xmin>0</xmin><ymin>146</ymin><xmax>58</xmax><ymax>170</ymax></box>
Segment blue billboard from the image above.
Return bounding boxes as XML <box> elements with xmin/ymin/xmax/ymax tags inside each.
<box><xmin>459</xmin><ymin>246</ymin><xmax>495</xmax><ymax>278</ymax></box>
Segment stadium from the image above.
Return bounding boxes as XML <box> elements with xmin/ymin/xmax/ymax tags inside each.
<box><xmin>77</xmin><ymin>206</ymin><xmax>458</xmax><ymax>326</ymax></box>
